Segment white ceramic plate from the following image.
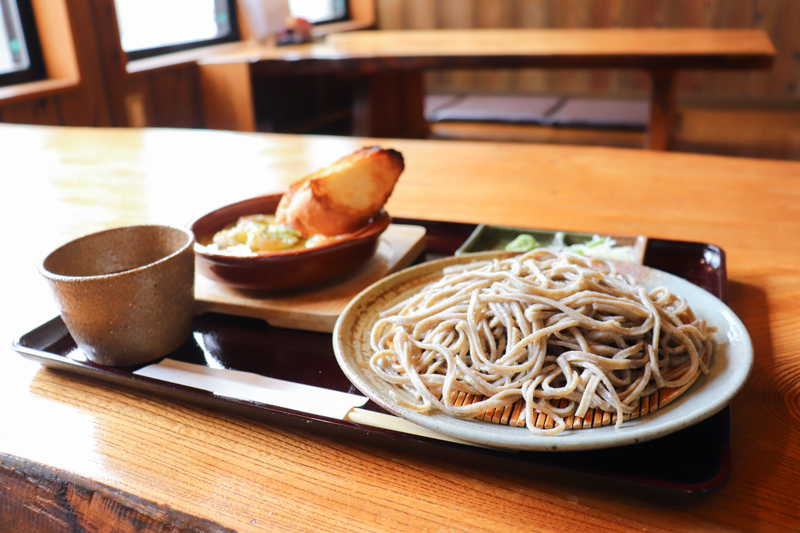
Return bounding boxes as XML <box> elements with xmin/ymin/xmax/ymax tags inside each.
<box><xmin>333</xmin><ymin>252</ymin><xmax>753</xmax><ymax>451</ymax></box>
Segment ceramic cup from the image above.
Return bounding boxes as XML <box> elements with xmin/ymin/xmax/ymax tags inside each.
<box><xmin>39</xmin><ymin>225</ymin><xmax>195</xmax><ymax>367</ymax></box>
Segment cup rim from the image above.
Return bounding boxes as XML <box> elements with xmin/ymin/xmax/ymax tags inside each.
<box><xmin>39</xmin><ymin>224</ymin><xmax>195</xmax><ymax>282</ymax></box>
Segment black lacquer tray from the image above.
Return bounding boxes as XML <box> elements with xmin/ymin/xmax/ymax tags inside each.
<box><xmin>13</xmin><ymin>218</ymin><xmax>730</xmax><ymax>501</ymax></box>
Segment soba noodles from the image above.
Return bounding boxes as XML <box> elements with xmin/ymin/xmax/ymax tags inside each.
<box><xmin>369</xmin><ymin>249</ymin><xmax>714</xmax><ymax>435</ymax></box>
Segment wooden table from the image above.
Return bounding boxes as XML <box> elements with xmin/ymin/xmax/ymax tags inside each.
<box><xmin>199</xmin><ymin>28</ymin><xmax>775</xmax><ymax>150</ymax></box>
<box><xmin>2</xmin><ymin>124</ymin><xmax>800</xmax><ymax>531</ymax></box>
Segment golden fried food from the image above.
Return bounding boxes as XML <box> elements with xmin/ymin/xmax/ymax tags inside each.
<box><xmin>275</xmin><ymin>146</ymin><xmax>404</xmax><ymax>236</ymax></box>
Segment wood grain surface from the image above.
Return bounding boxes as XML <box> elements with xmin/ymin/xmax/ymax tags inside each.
<box><xmin>203</xmin><ymin>29</ymin><xmax>775</xmax><ymax>72</ymax></box>
<box><xmin>1</xmin><ymin>124</ymin><xmax>799</xmax><ymax>532</ymax></box>
<box><xmin>194</xmin><ymin>224</ymin><xmax>426</xmax><ymax>332</ymax></box>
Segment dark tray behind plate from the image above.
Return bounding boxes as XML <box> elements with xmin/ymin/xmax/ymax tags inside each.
<box><xmin>13</xmin><ymin>218</ymin><xmax>730</xmax><ymax>501</ymax></box>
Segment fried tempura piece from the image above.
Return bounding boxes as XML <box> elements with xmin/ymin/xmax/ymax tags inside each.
<box><xmin>275</xmin><ymin>146</ymin><xmax>404</xmax><ymax>236</ymax></box>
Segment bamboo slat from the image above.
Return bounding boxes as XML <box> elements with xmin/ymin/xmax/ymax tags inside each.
<box><xmin>442</xmin><ymin>369</ymin><xmax>700</xmax><ymax>431</ymax></box>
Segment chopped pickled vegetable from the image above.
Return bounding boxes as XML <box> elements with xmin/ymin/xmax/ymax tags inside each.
<box><xmin>505</xmin><ymin>234</ymin><xmax>541</xmax><ymax>252</ymax></box>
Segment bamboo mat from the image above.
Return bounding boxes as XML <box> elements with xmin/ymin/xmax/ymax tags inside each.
<box><xmin>450</xmin><ymin>369</ymin><xmax>701</xmax><ymax>430</ymax></box>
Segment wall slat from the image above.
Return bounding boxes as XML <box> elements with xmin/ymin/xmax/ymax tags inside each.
<box><xmin>148</xmin><ymin>67</ymin><xmax>204</xmax><ymax>129</ymax></box>
<box><xmin>0</xmin><ymin>99</ymin><xmax>60</xmax><ymax>125</ymax></box>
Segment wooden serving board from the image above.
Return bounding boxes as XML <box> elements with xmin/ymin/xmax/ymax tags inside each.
<box><xmin>194</xmin><ymin>224</ymin><xmax>427</xmax><ymax>333</ymax></box>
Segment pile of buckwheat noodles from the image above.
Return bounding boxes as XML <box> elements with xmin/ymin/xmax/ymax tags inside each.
<box><xmin>369</xmin><ymin>249</ymin><xmax>714</xmax><ymax>435</ymax></box>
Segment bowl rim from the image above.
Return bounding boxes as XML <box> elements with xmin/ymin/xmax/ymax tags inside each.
<box><xmin>39</xmin><ymin>224</ymin><xmax>195</xmax><ymax>282</ymax></box>
<box><xmin>189</xmin><ymin>193</ymin><xmax>392</xmax><ymax>265</ymax></box>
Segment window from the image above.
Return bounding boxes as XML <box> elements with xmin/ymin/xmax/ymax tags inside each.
<box><xmin>288</xmin><ymin>0</ymin><xmax>348</xmax><ymax>24</ymax></box>
<box><xmin>114</xmin><ymin>0</ymin><xmax>240</xmax><ymax>61</ymax></box>
<box><xmin>0</xmin><ymin>0</ymin><xmax>45</xmax><ymax>87</ymax></box>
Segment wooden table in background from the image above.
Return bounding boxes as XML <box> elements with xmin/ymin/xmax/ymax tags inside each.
<box><xmin>199</xmin><ymin>28</ymin><xmax>775</xmax><ymax>150</ymax></box>
<box><xmin>2</xmin><ymin>124</ymin><xmax>800</xmax><ymax>531</ymax></box>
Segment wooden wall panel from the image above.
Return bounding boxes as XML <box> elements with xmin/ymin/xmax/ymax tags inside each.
<box><xmin>376</xmin><ymin>0</ymin><xmax>404</xmax><ymax>29</ymax></box>
<box><xmin>407</xmin><ymin>0</ymin><xmax>437</xmax><ymax>28</ymax></box>
<box><xmin>476</xmin><ymin>0</ymin><xmax>514</xmax><ymax>92</ymax></box>
<box><xmin>148</xmin><ymin>67</ymin><xmax>205</xmax><ymax>129</ymax></box>
<box><xmin>58</xmin><ymin>0</ymin><xmax>112</xmax><ymax>127</ymax></box>
<box><xmin>764</xmin><ymin>0</ymin><xmax>800</xmax><ymax>97</ymax></box>
<box><xmin>406</xmin><ymin>0</ymin><xmax>440</xmax><ymax>88</ymax></box>
<box><xmin>0</xmin><ymin>99</ymin><xmax>60</xmax><ymax>125</ymax></box>
<box><xmin>81</xmin><ymin>0</ymin><xmax>205</xmax><ymax>129</ymax></box>
<box><xmin>515</xmin><ymin>0</ymin><xmax>551</xmax><ymax>94</ymax></box>
<box><xmin>554</xmin><ymin>0</ymin><xmax>591</xmax><ymax>95</ymax></box>
<box><xmin>56</xmin><ymin>92</ymin><xmax>102</xmax><ymax>127</ymax></box>
<box><xmin>88</xmin><ymin>0</ymin><xmax>132</xmax><ymax>126</ymax></box>
<box><xmin>0</xmin><ymin>0</ymin><xmax>112</xmax><ymax>127</ymax></box>
<box><xmin>436</xmin><ymin>0</ymin><xmax>476</xmax><ymax>91</ymax></box>
<box><xmin>199</xmin><ymin>62</ymin><xmax>256</xmax><ymax>132</ymax></box>
<box><xmin>376</xmin><ymin>0</ymin><xmax>799</xmax><ymax>103</ymax></box>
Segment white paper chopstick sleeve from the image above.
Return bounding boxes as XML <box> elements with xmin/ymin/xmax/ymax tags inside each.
<box><xmin>134</xmin><ymin>358</ymin><xmax>368</xmax><ymax>420</ymax></box>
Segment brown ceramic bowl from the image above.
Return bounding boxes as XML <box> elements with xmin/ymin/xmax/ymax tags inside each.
<box><xmin>189</xmin><ymin>193</ymin><xmax>391</xmax><ymax>291</ymax></box>
<box><xmin>39</xmin><ymin>225</ymin><xmax>195</xmax><ymax>367</ymax></box>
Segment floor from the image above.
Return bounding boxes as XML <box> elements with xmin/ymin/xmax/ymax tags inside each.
<box><xmin>427</xmin><ymin>103</ymin><xmax>800</xmax><ymax>161</ymax></box>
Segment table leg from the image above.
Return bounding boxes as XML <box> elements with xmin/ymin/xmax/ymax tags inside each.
<box><xmin>352</xmin><ymin>71</ymin><xmax>429</xmax><ymax>139</ymax></box>
<box><xmin>647</xmin><ymin>70</ymin><xmax>676</xmax><ymax>151</ymax></box>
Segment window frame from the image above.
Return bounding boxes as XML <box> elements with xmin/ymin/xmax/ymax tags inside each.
<box><xmin>289</xmin><ymin>0</ymin><xmax>350</xmax><ymax>26</ymax></box>
<box><xmin>0</xmin><ymin>0</ymin><xmax>46</xmax><ymax>87</ymax></box>
<box><xmin>121</xmin><ymin>0</ymin><xmax>241</xmax><ymax>62</ymax></box>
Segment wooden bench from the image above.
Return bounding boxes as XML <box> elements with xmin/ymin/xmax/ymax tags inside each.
<box><xmin>198</xmin><ymin>28</ymin><xmax>775</xmax><ymax>150</ymax></box>
<box><xmin>425</xmin><ymin>94</ymin><xmax>650</xmax><ymax>130</ymax></box>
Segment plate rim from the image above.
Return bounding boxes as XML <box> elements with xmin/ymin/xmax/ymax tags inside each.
<box><xmin>333</xmin><ymin>251</ymin><xmax>753</xmax><ymax>452</ymax></box>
